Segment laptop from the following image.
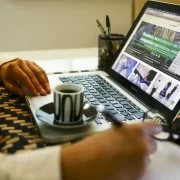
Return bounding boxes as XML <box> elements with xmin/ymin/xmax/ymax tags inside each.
<box><xmin>26</xmin><ymin>0</ymin><xmax>180</xmax><ymax>144</ymax></box>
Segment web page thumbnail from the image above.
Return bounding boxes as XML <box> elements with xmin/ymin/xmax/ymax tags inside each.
<box><xmin>129</xmin><ymin>63</ymin><xmax>157</xmax><ymax>92</ymax></box>
<box><xmin>148</xmin><ymin>74</ymin><xmax>180</xmax><ymax>110</ymax></box>
<box><xmin>112</xmin><ymin>54</ymin><xmax>137</xmax><ymax>79</ymax></box>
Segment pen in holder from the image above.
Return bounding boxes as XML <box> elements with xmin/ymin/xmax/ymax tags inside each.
<box><xmin>98</xmin><ymin>33</ymin><xmax>125</xmax><ymax>70</ymax></box>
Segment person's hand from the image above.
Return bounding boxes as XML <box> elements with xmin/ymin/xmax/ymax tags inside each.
<box><xmin>0</xmin><ymin>58</ymin><xmax>51</xmax><ymax>96</ymax></box>
<box><xmin>61</xmin><ymin>122</ymin><xmax>162</xmax><ymax>180</ymax></box>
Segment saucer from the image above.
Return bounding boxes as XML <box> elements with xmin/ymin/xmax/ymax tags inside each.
<box><xmin>36</xmin><ymin>102</ymin><xmax>97</xmax><ymax>129</ymax></box>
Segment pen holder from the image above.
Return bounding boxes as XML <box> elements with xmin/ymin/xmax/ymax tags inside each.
<box><xmin>98</xmin><ymin>33</ymin><xmax>125</xmax><ymax>70</ymax></box>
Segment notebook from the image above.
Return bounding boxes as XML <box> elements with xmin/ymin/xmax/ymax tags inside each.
<box><xmin>26</xmin><ymin>0</ymin><xmax>180</xmax><ymax>144</ymax></box>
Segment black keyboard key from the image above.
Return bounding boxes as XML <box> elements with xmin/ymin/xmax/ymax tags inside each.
<box><xmin>86</xmin><ymin>87</ymin><xmax>94</xmax><ymax>90</ymax></box>
<box><xmin>82</xmin><ymin>75</ymin><xmax>90</xmax><ymax>79</ymax></box>
<box><xmin>120</xmin><ymin>101</ymin><xmax>129</xmax><ymax>105</ymax></box>
<box><xmin>89</xmin><ymin>98</ymin><xmax>97</xmax><ymax>102</ymax></box>
<box><xmin>139</xmin><ymin>110</ymin><xmax>145</xmax><ymax>114</ymax></box>
<box><xmin>99</xmin><ymin>99</ymin><xmax>107</xmax><ymax>103</ymax></box>
<box><xmin>96</xmin><ymin>88</ymin><xmax>103</xmax><ymax>92</ymax></box>
<box><xmin>123</xmin><ymin>105</ymin><xmax>132</xmax><ymax>109</ymax></box>
<box><xmin>106</xmin><ymin>97</ymin><xmax>114</xmax><ymax>101</ymax></box>
<box><xmin>101</xmin><ymin>85</ymin><xmax>108</xmax><ymax>89</ymax></box>
<box><xmin>134</xmin><ymin>106</ymin><xmax>140</xmax><ymax>110</ymax></box>
<box><xmin>113</xmin><ymin>104</ymin><xmax>122</xmax><ymax>108</ymax></box>
<box><xmin>79</xmin><ymin>79</ymin><xmax>86</xmax><ymax>82</ymax></box>
<box><xmin>109</xmin><ymin>110</ymin><xmax>118</xmax><ymax>114</ymax></box>
<box><xmin>75</xmin><ymin>76</ymin><xmax>84</xmax><ymax>80</ymax></box>
<box><xmin>89</xmin><ymin>90</ymin><xmax>97</xmax><ymax>93</ymax></box>
<box><xmin>121</xmin><ymin>95</ymin><xmax>127</xmax><ymax>99</ymax></box>
<box><xmin>126</xmin><ymin>99</ymin><xmax>132</xmax><ymax>103</ymax></box>
<box><xmin>59</xmin><ymin>78</ymin><xmax>69</xmax><ymax>82</ymax></box>
<box><xmin>103</xmin><ymin>94</ymin><xmax>111</xmax><ymax>98</ymax></box>
<box><xmin>117</xmin><ymin>108</ymin><xmax>126</xmax><ymax>112</ymax></box>
<box><xmin>97</xmin><ymin>90</ymin><xmax>105</xmax><ymax>94</ymax></box>
<box><xmin>99</xmin><ymin>91</ymin><xmax>107</xmax><ymax>95</ymax></box>
<box><xmin>132</xmin><ymin>112</ymin><xmax>144</xmax><ymax>119</ymax></box>
<box><xmin>81</xmin><ymin>82</ymin><xmax>89</xmax><ymax>85</ymax></box>
<box><xmin>89</xmin><ymin>81</ymin><xmax>96</xmax><ymax>84</ymax></box>
<box><xmin>106</xmin><ymin>106</ymin><xmax>114</xmax><ymax>110</ymax></box>
<box><xmin>117</xmin><ymin>98</ymin><xmax>124</xmax><ymax>102</ymax></box>
<box><xmin>91</xmin><ymin>92</ymin><xmax>99</xmax><ymax>96</ymax></box>
<box><xmin>128</xmin><ymin>108</ymin><xmax>137</xmax><ymax>113</ymax></box>
<box><xmin>86</xmin><ymin>95</ymin><xmax>94</xmax><ymax>99</ymax></box>
<box><xmin>121</xmin><ymin>111</ymin><xmax>129</xmax><ymax>116</ymax></box>
<box><xmin>112</xmin><ymin>95</ymin><xmax>121</xmax><ymax>98</ymax></box>
<box><xmin>84</xmin><ymin>92</ymin><xmax>91</xmax><ymax>96</ymax></box>
<box><xmin>101</xmin><ymin>102</ymin><xmax>111</xmax><ymax>107</ymax></box>
<box><xmin>109</xmin><ymin>92</ymin><xmax>117</xmax><ymax>95</ymax></box>
<box><xmin>88</xmin><ymin>74</ymin><xmax>96</xmax><ymax>77</ymax></box>
<box><xmin>129</xmin><ymin>102</ymin><xmax>136</xmax><ymax>107</ymax></box>
<box><xmin>95</xmin><ymin>95</ymin><xmax>103</xmax><ymax>99</ymax></box>
<box><xmin>106</xmin><ymin>90</ymin><xmax>114</xmax><ymax>93</ymax></box>
<box><xmin>109</xmin><ymin>101</ymin><xmax>119</xmax><ymax>105</ymax></box>
<box><xmin>126</xmin><ymin>115</ymin><xmax>134</xmax><ymax>120</ymax></box>
<box><xmin>91</xmin><ymin>101</ymin><xmax>100</xmax><ymax>106</ymax></box>
<box><xmin>68</xmin><ymin>77</ymin><xmax>77</xmax><ymax>81</ymax></box>
<box><xmin>92</xmin><ymin>85</ymin><xmax>99</xmax><ymax>89</ymax></box>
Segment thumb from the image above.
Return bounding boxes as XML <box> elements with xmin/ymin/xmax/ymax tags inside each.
<box><xmin>4</xmin><ymin>81</ymin><xmax>24</xmax><ymax>97</ymax></box>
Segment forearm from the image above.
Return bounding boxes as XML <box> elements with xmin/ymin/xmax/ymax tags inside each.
<box><xmin>0</xmin><ymin>146</ymin><xmax>61</xmax><ymax>180</ymax></box>
<box><xmin>0</xmin><ymin>53</ymin><xmax>18</xmax><ymax>81</ymax></box>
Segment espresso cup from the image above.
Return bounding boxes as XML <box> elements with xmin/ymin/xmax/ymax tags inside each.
<box><xmin>53</xmin><ymin>84</ymin><xmax>84</xmax><ymax>125</ymax></box>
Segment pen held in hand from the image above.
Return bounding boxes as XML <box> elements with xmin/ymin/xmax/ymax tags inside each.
<box><xmin>97</xmin><ymin>105</ymin><xmax>124</xmax><ymax>126</ymax></box>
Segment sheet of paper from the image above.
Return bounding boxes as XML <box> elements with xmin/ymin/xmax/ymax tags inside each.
<box><xmin>144</xmin><ymin>141</ymin><xmax>180</xmax><ymax>180</ymax></box>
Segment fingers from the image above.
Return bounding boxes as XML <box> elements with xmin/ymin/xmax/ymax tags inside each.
<box><xmin>145</xmin><ymin>136</ymin><xmax>157</xmax><ymax>154</ymax></box>
<box><xmin>4</xmin><ymin>81</ymin><xmax>24</xmax><ymax>97</ymax></box>
<box><xmin>33</xmin><ymin>62</ymin><xmax>49</xmax><ymax>84</ymax></box>
<box><xmin>28</xmin><ymin>61</ymin><xmax>51</xmax><ymax>93</ymax></box>
<box><xmin>19</xmin><ymin>62</ymin><xmax>47</xmax><ymax>95</ymax></box>
<box><xmin>124</xmin><ymin>122</ymin><xmax>162</xmax><ymax>155</ymax></box>
<box><xmin>6</xmin><ymin>59</ymin><xmax>51</xmax><ymax>96</ymax></box>
<box><xmin>127</xmin><ymin>121</ymin><xmax>162</xmax><ymax>137</ymax></box>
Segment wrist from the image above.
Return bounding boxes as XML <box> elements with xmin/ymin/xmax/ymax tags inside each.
<box><xmin>0</xmin><ymin>58</ymin><xmax>19</xmax><ymax>82</ymax></box>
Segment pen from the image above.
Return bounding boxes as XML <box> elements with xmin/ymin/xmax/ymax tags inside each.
<box><xmin>106</xmin><ymin>15</ymin><xmax>111</xmax><ymax>38</ymax></box>
<box><xmin>96</xmin><ymin>19</ymin><xmax>107</xmax><ymax>37</ymax></box>
<box><xmin>105</xmin><ymin>15</ymin><xmax>116</xmax><ymax>55</ymax></box>
<box><xmin>97</xmin><ymin>105</ymin><xmax>124</xmax><ymax>126</ymax></box>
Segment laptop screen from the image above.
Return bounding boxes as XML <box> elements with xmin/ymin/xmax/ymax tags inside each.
<box><xmin>112</xmin><ymin>7</ymin><xmax>180</xmax><ymax>111</ymax></box>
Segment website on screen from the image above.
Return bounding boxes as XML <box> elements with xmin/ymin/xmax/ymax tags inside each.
<box><xmin>112</xmin><ymin>8</ymin><xmax>180</xmax><ymax>110</ymax></box>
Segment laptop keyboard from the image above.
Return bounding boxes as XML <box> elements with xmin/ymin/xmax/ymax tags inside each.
<box><xmin>59</xmin><ymin>74</ymin><xmax>145</xmax><ymax>124</ymax></box>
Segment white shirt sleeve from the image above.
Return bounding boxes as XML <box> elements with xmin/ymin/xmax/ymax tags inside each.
<box><xmin>0</xmin><ymin>146</ymin><xmax>62</xmax><ymax>180</ymax></box>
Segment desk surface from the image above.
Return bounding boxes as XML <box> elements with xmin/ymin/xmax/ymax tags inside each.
<box><xmin>1</xmin><ymin>48</ymin><xmax>180</xmax><ymax>179</ymax></box>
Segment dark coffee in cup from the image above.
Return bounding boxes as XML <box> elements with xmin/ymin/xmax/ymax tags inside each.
<box><xmin>59</xmin><ymin>89</ymin><xmax>77</xmax><ymax>93</ymax></box>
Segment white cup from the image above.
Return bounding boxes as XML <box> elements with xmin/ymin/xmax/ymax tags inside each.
<box><xmin>53</xmin><ymin>84</ymin><xmax>84</xmax><ymax>124</ymax></box>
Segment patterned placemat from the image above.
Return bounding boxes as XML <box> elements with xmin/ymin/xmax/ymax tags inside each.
<box><xmin>0</xmin><ymin>83</ymin><xmax>46</xmax><ymax>154</ymax></box>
